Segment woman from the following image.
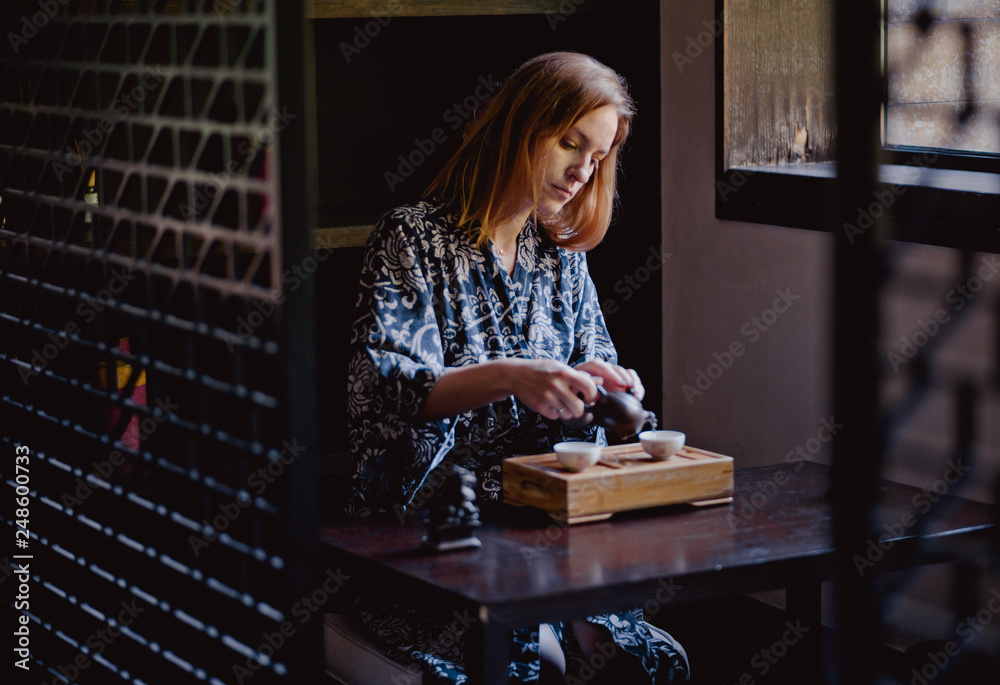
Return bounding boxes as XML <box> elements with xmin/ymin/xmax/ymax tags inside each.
<box><xmin>347</xmin><ymin>52</ymin><xmax>689</xmax><ymax>684</ymax></box>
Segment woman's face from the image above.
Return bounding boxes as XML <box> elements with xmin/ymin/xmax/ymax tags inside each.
<box><xmin>533</xmin><ymin>103</ymin><xmax>619</xmax><ymax>218</ymax></box>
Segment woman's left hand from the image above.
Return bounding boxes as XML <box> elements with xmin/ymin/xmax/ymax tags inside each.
<box><xmin>574</xmin><ymin>359</ymin><xmax>644</xmax><ymax>400</ymax></box>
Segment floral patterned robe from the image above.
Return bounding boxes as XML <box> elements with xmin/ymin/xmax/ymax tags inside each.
<box><xmin>346</xmin><ymin>200</ymin><xmax>689</xmax><ymax>683</ymax></box>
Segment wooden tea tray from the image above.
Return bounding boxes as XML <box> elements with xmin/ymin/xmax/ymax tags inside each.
<box><xmin>502</xmin><ymin>443</ymin><xmax>734</xmax><ymax>524</ymax></box>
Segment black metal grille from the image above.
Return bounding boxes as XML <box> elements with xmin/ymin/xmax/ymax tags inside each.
<box><xmin>1</xmin><ymin>1</ymin><xmax>318</xmax><ymax>684</ymax></box>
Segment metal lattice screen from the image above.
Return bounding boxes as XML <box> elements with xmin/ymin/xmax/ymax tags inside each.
<box><xmin>1</xmin><ymin>1</ymin><xmax>319</xmax><ymax>684</ymax></box>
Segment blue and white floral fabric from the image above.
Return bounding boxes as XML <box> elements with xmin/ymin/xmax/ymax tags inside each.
<box><xmin>346</xmin><ymin>200</ymin><xmax>689</xmax><ymax>683</ymax></box>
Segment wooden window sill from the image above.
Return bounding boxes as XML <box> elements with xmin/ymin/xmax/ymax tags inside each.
<box><xmin>716</xmin><ymin>162</ymin><xmax>1000</xmax><ymax>253</ymax></box>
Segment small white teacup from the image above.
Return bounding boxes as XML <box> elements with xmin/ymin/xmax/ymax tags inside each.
<box><xmin>553</xmin><ymin>441</ymin><xmax>602</xmax><ymax>472</ymax></box>
<box><xmin>639</xmin><ymin>430</ymin><xmax>686</xmax><ymax>460</ymax></box>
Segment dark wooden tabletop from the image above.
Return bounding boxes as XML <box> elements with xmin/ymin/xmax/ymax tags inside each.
<box><xmin>322</xmin><ymin>461</ymin><xmax>996</xmax><ymax>625</ymax></box>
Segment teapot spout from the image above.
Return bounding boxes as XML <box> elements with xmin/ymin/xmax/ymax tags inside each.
<box><xmin>619</xmin><ymin>412</ymin><xmax>657</xmax><ymax>440</ymax></box>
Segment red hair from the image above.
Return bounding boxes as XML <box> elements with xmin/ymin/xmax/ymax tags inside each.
<box><xmin>425</xmin><ymin>52</ymin><xmax>635</xmax><ymax>251</ymax></box>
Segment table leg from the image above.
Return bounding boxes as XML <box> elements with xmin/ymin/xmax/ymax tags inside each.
<box><xmin>787</xmin><ymin>582</ymin><xmax>824</xmax><ymax>685</ymax></box>
<box><xmin>466</xmin><ymin>605</ymin><xmax>509</xmax><ymax>685</ymax></box>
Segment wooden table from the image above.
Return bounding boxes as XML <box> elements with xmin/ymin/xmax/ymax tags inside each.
<box><xmin>321</xmin><ymin>462</ymin><xmax>996</xmax><ymax>684</ymax></box>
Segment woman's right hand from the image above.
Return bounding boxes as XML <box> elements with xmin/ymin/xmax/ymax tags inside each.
<box><xmin>416</xmin><ymin>357</ymin><xmax>600</xmax><ymax>423</ymax></box>
<box><xmin>504</xmin><ymin>358</ymin><xmax>600</xmax><ymax>421</ymax></box>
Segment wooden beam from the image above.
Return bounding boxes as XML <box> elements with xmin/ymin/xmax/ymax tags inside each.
<box><xmin>78</xmin><ymin>1</ymin><xmax>610</xmax><ymax>21</ymax></box>
<box><xmin>313</xmin><ymin>225</ymin><xmax>372</xmax><ymax>249</ymax></box>
<box><xmin>308</xmin><ymin>0</ymin><xmax>611</xmax><ymax>19</ymax></box>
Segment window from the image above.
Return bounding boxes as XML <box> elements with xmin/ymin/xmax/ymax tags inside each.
<box><xmin>885</xmin><ymin>1</ymin><xmax>1000</xmax><ymax>156</ymax></box>
<box><xmin>717</xmin><ymin>0</ymin><xmax>1000</xmax><ymax>253</ymax></box>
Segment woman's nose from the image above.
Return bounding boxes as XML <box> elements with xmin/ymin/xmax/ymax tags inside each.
<box><xmin>569</xmin><ymin>160</ymin><xmax>592</xmax><ymax>184</ymax></box>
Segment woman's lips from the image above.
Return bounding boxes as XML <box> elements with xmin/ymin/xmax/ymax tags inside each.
<box><xmin>553</xmin><ymin>185</ymin><xmax>573</xmax><ymax>200</ymax></box>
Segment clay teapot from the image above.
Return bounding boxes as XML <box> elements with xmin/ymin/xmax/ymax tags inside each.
<box><xmin>563</xmin><ymin>386</ymin><xmax>658</xmax><ymax>439</ymax></box>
